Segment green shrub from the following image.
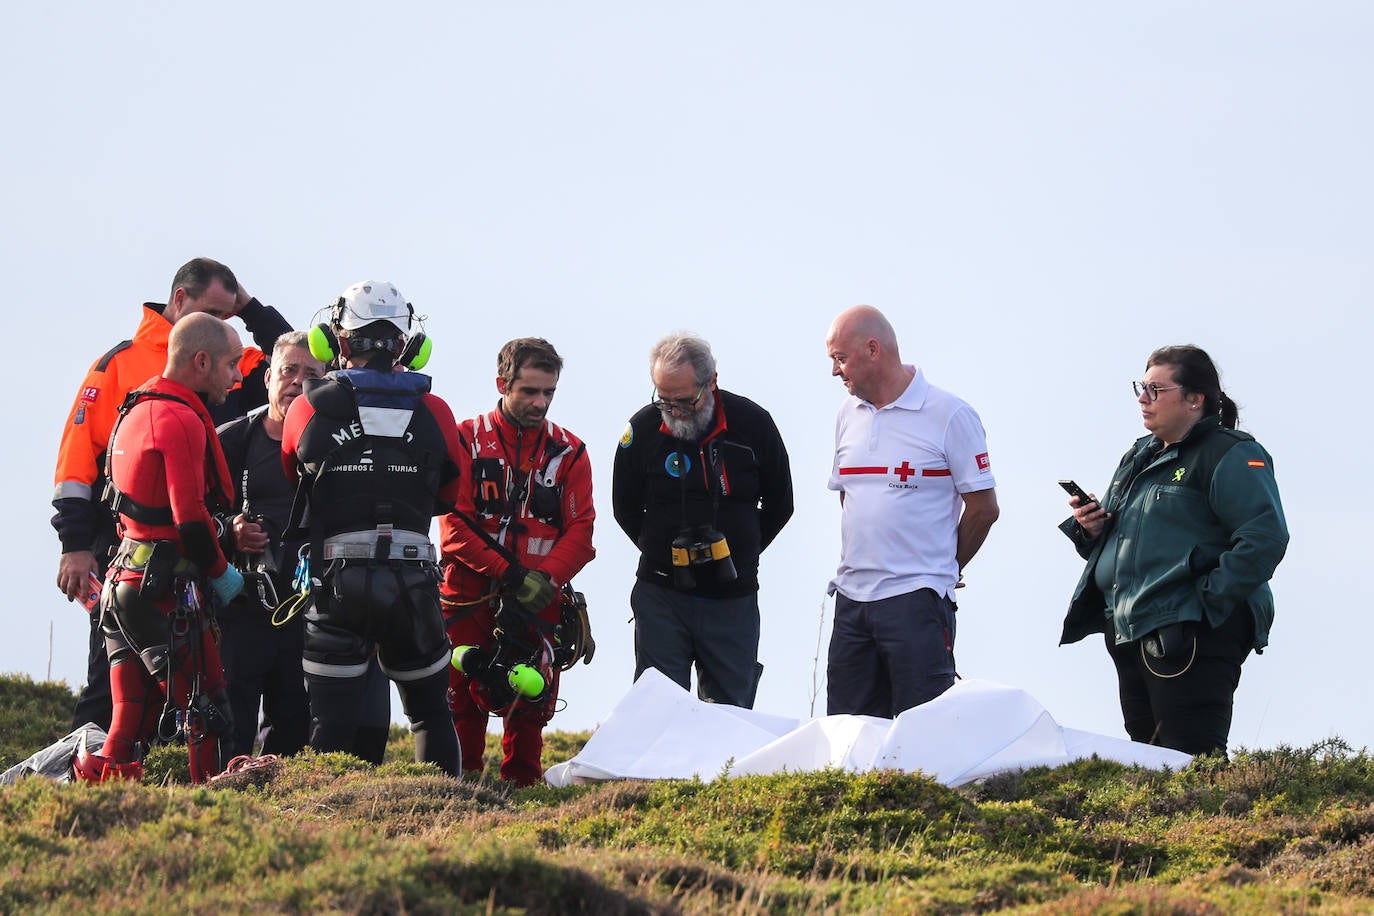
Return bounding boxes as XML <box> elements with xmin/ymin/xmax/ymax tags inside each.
<box><xmin>5</xmin><ymin>673</ymin><xmax>1374</xmax><ymax>914</ymax></box>
<box><xmin>0</xmin><ymin>675</ymin><xmax>79</xmax><ymax>771</ymax></box>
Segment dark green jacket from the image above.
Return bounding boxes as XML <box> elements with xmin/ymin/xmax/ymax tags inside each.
<box><xmin>1060</xmin><ymin>416</ymin><xmax>1288</xmax><ymax>650</ymax></box>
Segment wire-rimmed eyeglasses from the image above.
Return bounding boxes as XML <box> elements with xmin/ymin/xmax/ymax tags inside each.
<box><xmin>1133</xmin><ymin>380</ymin><xmax>1183</xmax><ymax>401</ymax></box>
<box><xmin>651</xmin><ymin>381</ymin><xmax>708</xmax><ymax>415</ymax></box>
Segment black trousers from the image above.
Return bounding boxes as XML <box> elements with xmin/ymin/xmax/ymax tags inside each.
<box><xmin>218</xmin><ymin>607</ymin><xmax>309</xmax><ymax>759</ymax></box>
<box><xmin>71</xmin><ymin>611</ymin><xmax>113</xmax><ymax>730</ymax></box>
<box><xmin>1106</xmin><ymin>608</ymin><xmax>1254</xmax><ymax>756</ymax></box>
<box><xmin>71</xmin><ymin>537</ymin><xmax>118</xmax><ymax>731</ymax></box>
<box><xmin>304</xmin><ymin>561</ymin><xmax>457</xmax><ymax>776</ymax></box>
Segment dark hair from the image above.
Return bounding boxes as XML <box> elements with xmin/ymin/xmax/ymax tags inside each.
<box><xmin>340</xmin><ymin>320</ymin><xmax>404</xmax><ymax>369</ymax></box>
<box><xmin>168</xmin><ymin>257</ymin><xmax>239</xmax><ymax>305</ymax></box>
<box><xmin>498</xmin><ymin>338</ymin><xmax>563</xmax><ymax>386</ymax></box>
<box><xmin>1146</xmin><ymin>344</ymin><xmax>1238</xmax><ymax>429</ymax></box>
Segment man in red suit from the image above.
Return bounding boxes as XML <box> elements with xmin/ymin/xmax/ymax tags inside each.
<box><xmin>441</xmin><ymin>338</ymin><xmax>596</xmax><ymax>787</ymax></box>
<box><xmin>74</xmin><ymin>314</ymin><xmax>247</xmax><ymax>783</ymax></box>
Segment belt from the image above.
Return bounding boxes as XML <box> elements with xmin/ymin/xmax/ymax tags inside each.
<box><xmin>114</xmin><ymin>538</ymin><xmax>196</xmax><ymax>574</ymax></box>
<box><xmin>322</xmin><ymin>531</ymin><xmax>436</xmax><ymax>563</ymax></box>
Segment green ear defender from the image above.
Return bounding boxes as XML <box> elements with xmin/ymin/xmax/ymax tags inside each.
<box><xmin>507</xmin><ymin>663</ymin><xmax>547</xmax><ymax>699</ymax></box>
<box><xmin>397</xmin><ymin>333</ymin><xmax>432</xmax><ymax>371</ymax></box>
<box><xmin>451</xmin><ymin>645</ymin><xmax>479</xmax><ymax>673</ymax></box>
<box><xmin>307</xmin><ymin>324</ymin><xmax>339</xmax><ymax>364</ymax></box>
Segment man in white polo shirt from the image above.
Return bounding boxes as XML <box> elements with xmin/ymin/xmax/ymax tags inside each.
<box><xmin>824</xmin><ymin>304</ymin><xmax>1000</xmax><ymax>717</ymax></box>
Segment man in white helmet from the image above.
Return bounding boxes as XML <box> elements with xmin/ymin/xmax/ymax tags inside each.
<box><xmin>280</xmin><ymin>281</ymin><xmax>459</xmax><ymax>775</ymax></box>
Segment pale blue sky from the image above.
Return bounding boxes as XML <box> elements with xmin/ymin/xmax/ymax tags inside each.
<box><xmin>4</xmin><ymin>3</ymin><xmax>1369</xmax><ymax>751</ymax></box>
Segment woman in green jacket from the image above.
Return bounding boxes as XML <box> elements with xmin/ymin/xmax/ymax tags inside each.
<box><xmin>1060</xmin><ymin>345</ymin><xmax>1288</xmax><ymax>756</ymax></box>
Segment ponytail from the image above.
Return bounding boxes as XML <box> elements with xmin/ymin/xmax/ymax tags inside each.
<box><xmin>1218</xmin><ymin>392</ymin><xmax>1238</xmax><ymax>429</ymax></box>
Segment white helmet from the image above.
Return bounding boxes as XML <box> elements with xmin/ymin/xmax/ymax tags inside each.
<box><xmin>335</xmin><ymin>280</ymin><xmax>412</xmax><ymax>333</ymax></box>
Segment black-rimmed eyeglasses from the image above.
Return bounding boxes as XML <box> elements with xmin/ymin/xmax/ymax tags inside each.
<box><xmin>651</xmin><ymin>381</ymin><xmax>708</xmax><ymax>415</ymax></box>
<box><xmin>1133</xmin><ymin>381</ymin><xmax>1183</xmax><ymax>401</ymax></box>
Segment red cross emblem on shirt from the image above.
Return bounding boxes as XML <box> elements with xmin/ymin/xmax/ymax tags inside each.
<box><xmin>894</xmin><ymin>460</ymin><xmax>916</xmax><ymax>482</ymax></box>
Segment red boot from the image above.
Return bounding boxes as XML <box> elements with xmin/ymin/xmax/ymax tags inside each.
<box><xmin>72</xmin><ymin>750</ymin><xmax>144</xmax><ymax>783</ymax></box>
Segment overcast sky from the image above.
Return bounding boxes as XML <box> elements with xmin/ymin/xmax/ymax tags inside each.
<box><xmin>4</xmin><ymin>3</ymin><xmax>1370</xmax><ymax>754</ymax></box>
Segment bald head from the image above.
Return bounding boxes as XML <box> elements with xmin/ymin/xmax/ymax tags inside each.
<box><xmin>827</xmin><ymin>305</ymin><xmax>900</xmax><ymax>360</ymax></box>
<box><xmin>825</xmin><ymin>304</ymin><xmax>912</xmax><ymax>408</ymax></box>
<box><xmin>168</xmin><ymin>313</ymin><xmax>237</xmax><ymax>370</ymax></box>
<box><xmin>165</xmin><ymin>313</ymin><xmax>243</xmax><ymax>404</ymax></box>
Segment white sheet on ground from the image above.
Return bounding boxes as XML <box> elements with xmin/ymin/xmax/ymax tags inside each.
<box><xmin>544</xmin><ymin>669</ymin><xmax>1191</xmax><ymax>787</ymax></box>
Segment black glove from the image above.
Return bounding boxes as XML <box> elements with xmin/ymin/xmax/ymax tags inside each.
<box><xmin>501</xmin><ymin>565</ymin><xmax>556</xmax><ymax>614</ymax></box>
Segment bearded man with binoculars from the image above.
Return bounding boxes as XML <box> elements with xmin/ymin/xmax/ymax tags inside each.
<box><xmin>612</xmin><ymin>332</ymin><xmax>794</xmax><ymax>708</ymax></box>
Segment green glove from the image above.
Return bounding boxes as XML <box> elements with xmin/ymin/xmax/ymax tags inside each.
<box><xmin>502</xmin><ymin>565</ymin><xmax>556</xmax><ymax>613</ymax></box>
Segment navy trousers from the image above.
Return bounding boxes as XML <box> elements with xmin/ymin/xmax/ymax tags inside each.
<box><xmin>827</xmin><ymin>587</ymin><xmax>957</xmax><ymax>718</ymax></box>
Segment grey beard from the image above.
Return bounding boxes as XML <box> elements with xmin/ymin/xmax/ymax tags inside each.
<box><xmin>662</xmin><ymin>388</ymin><xmax>716</xmax><ymax>441</ymax></box>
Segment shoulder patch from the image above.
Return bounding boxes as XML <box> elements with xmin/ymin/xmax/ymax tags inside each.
<box><xmin>619</xmin><ymin>424</ymin><xmax>634</xmax><ymax>448</ymax></box>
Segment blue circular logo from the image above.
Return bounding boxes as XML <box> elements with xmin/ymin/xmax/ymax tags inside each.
<box><xmin>665</xmin><ymin>452</ymin><xmax>691</xmax><ymax>478</ymax></box>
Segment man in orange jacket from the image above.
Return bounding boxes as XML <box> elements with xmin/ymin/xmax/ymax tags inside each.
<box><xmin>52</xmin><ymin>257</ymin><xmax>290</xmax><ymax>731</ymax></box>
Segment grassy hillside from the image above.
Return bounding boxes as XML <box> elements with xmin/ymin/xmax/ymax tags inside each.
<box><xmin>3</xmin><ymin>673</ymin><xmax>1373</xmax><ymax>914</ymax></box>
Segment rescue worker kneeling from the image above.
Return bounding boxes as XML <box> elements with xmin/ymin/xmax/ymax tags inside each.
<box><xmin>74</xmin><ymin>314</ymin><xmax>247</xmax><ymax>784</ymax></box>
<box><xmin>280</xmin><ymin>281</ymin><xmax>460</xmax><ymax>776</ymax></box>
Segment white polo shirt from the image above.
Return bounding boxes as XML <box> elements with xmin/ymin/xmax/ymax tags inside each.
<box><xmin>828</xmin><ymin>367</ymin><xmax>995</xmax><ymax>602</ymax></box>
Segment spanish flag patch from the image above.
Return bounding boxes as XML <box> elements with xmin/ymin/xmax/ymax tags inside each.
<box><xmin>1247</xmin><ymin>459</ymin><xmax>1266</xmax><ymax>468</ymax></box>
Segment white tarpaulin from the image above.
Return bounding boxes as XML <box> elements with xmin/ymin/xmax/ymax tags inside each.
<box><xmin>545</xmin><ymin>669</ymin><xmax>1191</xmax><ymax>787</ymax></box>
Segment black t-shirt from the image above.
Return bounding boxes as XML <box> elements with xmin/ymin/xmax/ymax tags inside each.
<box><xmin>217</xmin><ymin>409</ymin><xmax>301</xmax><ymax>602</ymax></box>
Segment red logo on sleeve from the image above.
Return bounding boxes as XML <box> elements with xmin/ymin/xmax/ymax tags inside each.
<box><xmin>80</xmin><ymin>386</ymin><xmax>100</xmax><ymax>403</ymax></box>
<box><xmin>975</xmin><ymin>452</ymin><xmax>990</xmax><ymax>472</ymax></box>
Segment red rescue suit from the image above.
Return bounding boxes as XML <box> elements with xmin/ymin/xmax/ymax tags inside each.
<box><xmin>83</xmin><ymin>376</ymin><xmax>235</xmax><ymax>783</ymax></box>
<box><xmin>439</xmin><ymin>406</ymin><xmax>595</xmax><ymax>786</ymax></box>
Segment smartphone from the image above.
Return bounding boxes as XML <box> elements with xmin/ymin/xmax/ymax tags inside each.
<box><xmin>1058</xmin><ymin>479</ymin><xmax>1098</xmax><ymax>507</ymax></box>
<box><xmin>81</xmin><ymin>570</ymin><xmax>103</xmax><ymax>612</ymax></box>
